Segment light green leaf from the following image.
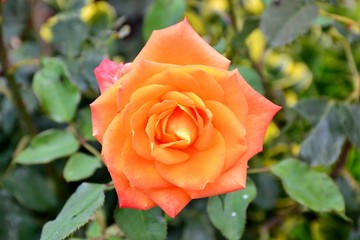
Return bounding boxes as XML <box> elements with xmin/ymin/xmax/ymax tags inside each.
<box><xmin>114</xmin><ymin>208</ymin><xmax>167</xmax><ymax>240</ymax></box>
<box><xmin>32</xmin><ymin>58</ymin><xmax>81</xmax><ymax>123</ymax></box>
<box><xmin>40</xmin><ymin>183</ymin><xmax>106</xmax><ymax>240</ymax></box>
<box><xmin>77</xmin><ymin>107</ymin><xmax>95</xmax><ymax>141</ymax></box>
<box><xmin>260</xmin><ymin>0</ymin><xmax>318</xmax><ymax>47</ymax></box>
<box><xmin>271</xmin><ymin>159</ymin><xmax>345</xmax><ymax>212</ymax></box>
<box><xmin>3</xmin><ymin>168</ymin><xmax>58</xmax><ymax>212</ymax></box>
<box><xmin>16</xmin><ymin>129</ymin><xmax>80</xmax><ymax>164</ymax></box>
<box><xmin>64</xmin><ymin>153</ymin><xmax>102</xmax><ymax>182</ymax></box>
<box><xmin>143</xmin><ymin>0</ymin><xmax>186</xmax><ymax>40</ymax></box>
<box><xmin>207</xmin><ymin>179</ymin><xmax>257</xmax><ymax>240</ymax></box>
<box><xmin>299</xmin><ymin>104</ymin><xmax>346</xmax><ymax>166</ymax></box>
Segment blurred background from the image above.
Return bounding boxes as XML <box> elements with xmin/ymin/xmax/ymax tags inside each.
<box><xmin>1</xmin><ymin>0</ymin><xmax>360</xmax><ymax>239</ymax></box>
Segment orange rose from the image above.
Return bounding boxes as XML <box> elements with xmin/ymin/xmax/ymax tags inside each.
<box><xmin>90</xmin><ymin>19</ymin><xmax>281</xmax><ymax>217</ymax></box>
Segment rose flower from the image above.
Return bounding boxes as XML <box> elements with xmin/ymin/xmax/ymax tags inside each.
<box><xmin>90</xmin><ymin>19</ymin><xmax>281</xmax><ymax>218</ymax></box>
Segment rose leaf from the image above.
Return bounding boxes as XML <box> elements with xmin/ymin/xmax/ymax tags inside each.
<box><xmin>16</xmin><ymin>129</ymin><xmax>80</xmax><ymax>165</ymax></box>
<box><xmin>271</xmin><ymin>158</ymin><xmax>345</xmax><ymax>212</ymax></box>
<box><xmin>63</xmin><ymin>153</ymin><xmax>102</xmax><ymax>182</ymax></box>
<box><xmin>114</xmin><ymin>207</ymin><xmax>167</xmax><ymax>240</ymax></box>
<box><xmin>207</xmin><ymin>179</ymin><xmax>257</xmax><ymax>240</ymax></box>
<box><xmin>40</xmin><ymin>183</ymin><xmax>106</xmax><ymax>240</ymax></box>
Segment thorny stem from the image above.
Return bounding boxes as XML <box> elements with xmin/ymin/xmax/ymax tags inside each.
<box><xmin>0</xmin><ymin>3</ymin><xmax>37</xmax><ymax>135</ymax></box>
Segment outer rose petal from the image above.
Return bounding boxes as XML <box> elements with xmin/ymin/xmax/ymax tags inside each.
<box><xmin>145</xmin><ymin>188</ymin><xmax>191</xmax><ymax>218</ymax></box>
<box><xmin>110</xmin><ymin>171</ymin><xmax>156</xmax><ymax>210</ymax></box>
<box><xmin>134</xmin><ymin>18</ymin><xmax>230</xmax><ymax>69</ymax></box>
<box><xmin>90</xmin><ymin>79</ymin><xmax>122</xmax><ymax>143</ymax></box>
<box><xmin>94</xmin><ymin>59</ymin><xmax>131</xmax><ymax>94</ymax></box>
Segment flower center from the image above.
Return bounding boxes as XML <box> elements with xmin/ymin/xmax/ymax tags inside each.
<box><xmin>157</xmin><ymin>107</ymin><xmax>197</xmax><ymax>149</ymax></box>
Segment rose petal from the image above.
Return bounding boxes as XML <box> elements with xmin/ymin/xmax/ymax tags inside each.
<box><xmin>94</xmin><ymin>59</ymin><xmax>131</xmax><ymax>94</ymax></box>
<box><xmin>205</xmin><ymin>100</ymin><xmax>247</xmax><ymax>171</ymax></box>
<box><xmin>185</xmin><ymin>155</ymin><xmax>248</xmax><ymax>198</ymax></box>
<box><xmin>110</xmin><ymin>171</ymin><xmax>156</xmax><ymax>210</ymax></box>
<box><xmin>145</xmin><ymin>187</ymin><xmax>191</xmax><ymax>218</ymax></box>
<box><xmin>90</xmin><ymin>80</ymin><xmax>122</xmax><ymax>143</ymax></box>
<box><xmin>234</xmin><ymin>70</ymin><xmax>282</xmax><ymax>158</ymax></box>
<box><xmin>155</xmin><ymin>130</ymin><xmax>226</xmax><ymax>190</ymax></box>
<box><xmin>134</xmin><ymin>19</ymin><xmax>230</xmax><ymax>69</ymax></box>
<box><xmin>120</xmin><ymin>139</ymin><xmax>173</xmax><ymax>190</ymax></box>
<box><xmin>102</xmin><ymin>113</ymin><xmax>172</xmax><ymax>190</ymax></box>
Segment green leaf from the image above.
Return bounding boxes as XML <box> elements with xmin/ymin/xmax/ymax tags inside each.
<box><xmin>16</xmin><ymin>129</ymin><xmax>80</xmax><ymax>164</ymax></box>
<box><xmin>77</xmin><ymin>107</ymin><xmax>95</xmax><ymax>141</ymax></box>
<box><xmin>40</xmin><ymin>183</ymin><xmax>106</xmax><ymax>240</ymax></box>
<box><xmin>143</xmin><ymin>0</ymin><xmax>186</xmax><ymax>40</ymax></box>
<box><xmin>114</xmin><ymin>208</ymin><xmax>167</xmax><ymax>240</ymax></box>
<box><xmin>207</xmin><ymin>179</ymin><xmax>257</xmax><ymax>240</ymax></box>
<box><xmin>335</xmin><ymin>103</ymin><xmax>360</xmax><ymax>150</ymax></box>
<box><xmin>293</xmin><ymin>98</ymin><xmax>330</xmax><ymax>126</ymax></box>
<box><xmin>52</xmin><ymin>16</ymin><xmax>88</xmax><ymax>57</ymax></box>
<box><xmin>260</xmin><ymin>0</ymin><xmax>318</xmax><ymax>47</ymax></box>
<box><xmin>237</xmin><ymin>66</ymin><xmax>265</xmax><ymax>95</ymax></box>
<box><xmin>271</xmin><ymin>159</ymin><xmax>345</xmax><ymax>212</ymax></box>
<box><xmin>299</xmin><ymin>104</ymin><xmax>346</xmax><ymax>166</ymax></box>
<box><xmin>63</xmin><ymin>153</ymin><xmax>102</xmax><ymax>182</ymax></box>
<box><xmin>3</xmin><ymin>168</ymin><xmax>58</xmax><ymax>212</ymax></box>
<box><xmin>32</xmin><ymin>58</ymin><xmax>81</xmax><ymax>123</ymax></box>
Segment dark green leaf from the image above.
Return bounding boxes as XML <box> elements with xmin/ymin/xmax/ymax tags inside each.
<box><xmin>335</xmin><ymin>103</ymin><xmax>360</xmax><ymax>150</ymax></box>
<box><xmin>207</xmin><ymin>179</ymin><xmax>257</xmax><ymax>240</ymax></box>
<box><xmin>3</xmin><ymin>168</ymin><xmax>58</xmax><ymax>212</ymax></box>
<box><xmin>0</xmin><ymin>190</ymin><xmax>40</xmax><ymax>240</ymax></box>
<box><xmin>32</xmin><ymin>58</ymin><xmax>81</xmax><ymax>123</ymax></box>
<box><xmin>63</xmin><ymin>153</ymin><xmax>102</xmax><ymax>182</ymax></box>
<box><xmin>293</xmin><ymin>98</ymin><xmax>330</xmax><ymax>126</ymax></box>
<box><xmin>252</xmin><ymin>173</ymin><xmax>279</xmax><ymax>210</ymax></box>
<box><xmin>299</xmin><ymin>104</ymin><xmax>346</xmax><ymax>166</ymax></box>
<box><xmin>237</xmin><ymin>66</ymin><xmax>265</xmax><ymax>95</ymax></box>
<box><xmin>40</xmin><ymin>183</ymin><xmax>106</xmax><ymax>240</ymax></box>
<box><xmin>16</xmin><ymin>129</ymin><xmax>80</xmax><ymax>164</ymax></box>
<box><xmin>271</xmin><ymin>159</ymin><xmax>345</xmax><ymax>212</ymax></box>
<box><xmin>52</xmin><ymin>17</ymin><xmax>88</xmax><ymax>57</ymax></box>
<box><xmin>260</xmin><ymin>0</ymin><xmax>318</xmax><ymax>47</ymax></box>
<box><xmin>114</xmin><ymin>207</ymin><xmax>167</xmax><ymax>240</ymax></box>
<box><xmin>143</xmin><ymin>0</ymin><xmax>186</xmax><ymax>40</ymax></box>
<box><xmin>181</xmin><ymin>215</ymin><xmax>215</xmax><ymax>240</ymax></box>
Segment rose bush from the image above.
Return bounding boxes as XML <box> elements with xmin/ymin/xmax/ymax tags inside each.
<box><xmin>90</xmin><ymin>19</ymin><xmax>281</xmax><ymax>217</ymax></box>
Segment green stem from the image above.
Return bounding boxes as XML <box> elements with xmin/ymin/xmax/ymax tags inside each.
<box><xmin>81</xmin><ymin>139</ymin><xmax>102</xmax><ymax>160</ymax></box>
<box><xmin>227</xmin><ymin>0</ymin><xmax>240</xmax><ymax>31</ymax></box>
<box><xmin>319</xmin><ymin>9</ymin><xmax>360</xmax><ymax>28</ymax></box>
<box><xmin>248</xmin><ymin>167</ymin><xmax>271</xmax><ymax>174</ymax></box>
<box><xmin>342</xmin><ymin>40</ymin><xmax>360</xmax><ymax>102</ymax></box>
<box><xmin>0</xmin><ymin>3</ymin><xmax>37</xmax><ymax>135</ymax></box>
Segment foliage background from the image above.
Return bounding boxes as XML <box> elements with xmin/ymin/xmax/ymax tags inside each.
<box><xmin>0</xmin><ymin>0</ymin><xmax>360</xmax><ymax>239</ymax></box>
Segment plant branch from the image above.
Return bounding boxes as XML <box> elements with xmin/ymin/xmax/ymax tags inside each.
<box><xmin>248</xmin><ymin>167</ymin><xmax>271</xmax><ymax>174</ymax></box>
<box><xmin>342</xmin><ymin>40</ymin><xmax>360</xmax><ymax>102</ymax></box>
<box><xmin>0</xmin><ymin>3</ymin><xmax>37</xmax><ymax>135</ymax></box>
<box><xmin>319</xmin><ymin>9</ymin><xmax>360</xmax><ymax>28</ymax></box>
<box><xmin>331</xmin><ymin>140</ymin><xmax>352</xmax><ymax>179</ymax></box>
